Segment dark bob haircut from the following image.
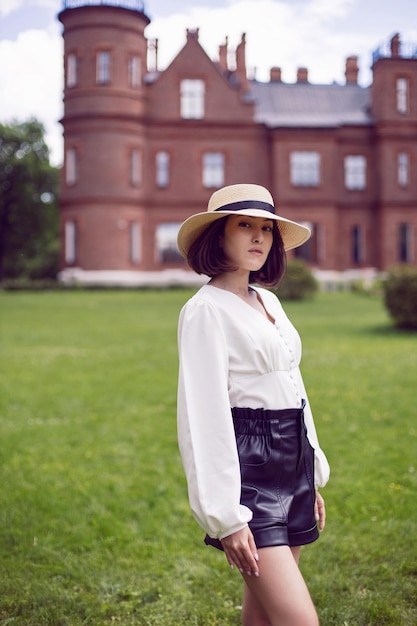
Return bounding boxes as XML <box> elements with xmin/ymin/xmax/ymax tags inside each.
<box><xmin>186</xmin><ymin>216</ymin><xmax>286</xmax><ymax>288</ymax></box>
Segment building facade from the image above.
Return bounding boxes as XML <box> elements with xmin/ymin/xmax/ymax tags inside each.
<box><xmin>58</xmin><ymin>0</ymin><xmax>417</xmax><ymax>284</ymax></box>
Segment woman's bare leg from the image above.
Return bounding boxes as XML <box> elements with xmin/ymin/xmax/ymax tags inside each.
<box><xmin>242</xmin><ymin>582</ymin><xmax>271</xmax><ymax>626</ymax></box>
<box><xmin>241</xmin><ymin>545</ymin><xmax>318</xmax><ymax>626</ymax></box>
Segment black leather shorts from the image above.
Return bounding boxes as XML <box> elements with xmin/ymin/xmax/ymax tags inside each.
<box><xmin>205</xmin><ymin>402</ymin><xmax>319</xmax><ymax>550</ymax></box>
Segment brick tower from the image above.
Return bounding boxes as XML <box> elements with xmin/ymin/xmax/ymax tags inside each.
<box><xmin>58</xmin><ymin>0</ymin><xmax>150</xmax><ymax>274</ymax></box>
<box><xmin>371</xmin><ymin>33</ymin><xmax>417</xmax><ymax>269</ymax></box>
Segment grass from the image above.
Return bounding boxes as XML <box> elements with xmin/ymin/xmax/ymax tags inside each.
<box><xmin>0</xmin><ymin>288</ymin><xmax>416</xmax><ymax>625</ymax></box>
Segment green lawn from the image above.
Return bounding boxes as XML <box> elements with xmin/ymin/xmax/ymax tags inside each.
<box><xmin>0</xmin><ymin>289</ymin><xmax>416</xmax><ymax>625</ymax></box>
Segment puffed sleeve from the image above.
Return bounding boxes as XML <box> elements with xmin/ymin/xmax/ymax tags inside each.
<box><xmin>177</xmin><ymin>296</ymin><xmax>253</xmax><ymax>539</ymax></box>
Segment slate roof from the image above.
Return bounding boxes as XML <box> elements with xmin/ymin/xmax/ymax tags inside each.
<box><xmin>249</xmin><ymin>80</ymin><xmax>373</xmax><ymax>128</ymax></box>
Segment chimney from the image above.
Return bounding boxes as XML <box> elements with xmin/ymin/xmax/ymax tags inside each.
<box><xmin>186</xmin><ymin>28</ymin><xmax>199</xmax><ymax>41</ymax></box>
<box><xmin>390</xmin><ymin>33</ymin><xmax>400</xmax><ymax>56</ymax></box>
<box><xmin>270</xmin><ymin>66</ymin><xmax>282</xmax><ymax>82</ymax></box>
<box><xmin>297</xmin><ymin>67</ymin><xmax>308</xmax><ymax>83</ymax></box>
<box><xmin>235</xmin><ymin>33</ymin><xmax>249</xmax><ymax>91</ymax></box>
<box><xmin>218</xmin><ymin>36</ymin><xmax>229</xmax><ymax>72</ymax></box>
<box><xmin>345</xmin><ymin>56</ymin><xmax>359</xmax><ymax>84</ymax></box>
<box><xmin>147</xmin><ymin>38</ymin><xmax>158</xmax><ymax>71</ymax></box>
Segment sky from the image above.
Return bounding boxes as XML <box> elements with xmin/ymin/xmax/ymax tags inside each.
<box><xmin>1</xmin><ymin>0</ymin><xmax>416</xmax><ymax>167</ymax></box>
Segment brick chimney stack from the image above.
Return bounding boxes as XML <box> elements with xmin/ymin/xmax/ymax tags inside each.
<box><xmin>186</xmin><ymin>28</ymin><xmax>199</xmax><ymax>41</ymax></box>
<box><xmin>218</xmin><ymin>36</ymin><xmax>229</xmax><ymax>72</ymax></box>
<box><xmin>296</xmin><ymin>67</ymin><xmax>308</xmax><ymax>83</ymax></box>
<box><xmin>345</xmin><ymin>55</ymin><xmax>359</xmax><ymax>84</ymax></box>
<box><xmin>270</xmin><ymin>66</ymin><xmax>282</xmax><ymax>82</ymax></box>
<box><xmin>235</xmin><ymin>33</ymin><xmax>249</xmax><ymax>91</ymax></box>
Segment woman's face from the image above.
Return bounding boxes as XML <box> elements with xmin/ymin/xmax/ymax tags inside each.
<box><xmin>221</xmin><ymin>215</ymin><xmax>274</xmax><ymax>273</ymax></box>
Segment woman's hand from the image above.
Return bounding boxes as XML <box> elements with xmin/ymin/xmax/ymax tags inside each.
<box><xmin>314</xmin><ymin>490</ymin><xmax>326</xmax><ymax>531</ymax></box>
<box><xmin>221</xmin><ymin>526</ymin><xmax>259</xmax><ymax>577</ymax></box>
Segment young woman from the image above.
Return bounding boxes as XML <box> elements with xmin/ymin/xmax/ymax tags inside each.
<box><xmin>177</xmin><ymin>184</ymin><xmax>330</xmax><ymax>626</ymax></box>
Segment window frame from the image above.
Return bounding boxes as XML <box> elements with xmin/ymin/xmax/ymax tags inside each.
<box><xmin>155</xmin><ymin>222</ymin><xmax>183</xmax><ymax>264</ymax></box>
<box><xmin>130</xmin><ymin>148</ymin><xmax>142</xmax><ymax>187</ymax></box>
<box><xmin>128</xmin><ymin>55</ymin><xmax>141</xmax><ymax>89</ymax></box>
<box><xmin>398</xmin><ymin>152</ymin><xmax>409</xmax><ymax>187</ymax></box>
<box><xmin>344</xmin><ymin>155</ymin><xmax>367</xmax><ymax>191</ymax></box>
<box><xmin>396</xmin><ymin>77</ymin><xmax>409</xmax><ymax>114</ymax></box>
<box><xmin>66</xmin><ymin>147</ymin><xmax>77</xmax><ymax>186</ymax></box>
<box><xmin>180</xmin><ymin>78</ymin><xmax>205</xmax><ymax>119</ymax></box>
<box><xmin>398</xmin><ymin>222</ymin><xmax>413</xmax><ymax>263</ymax></box>
<box><xmin>155</xmin><ymin>151</ymin><xmax>170</xmax><ymax>188</ymax></box>
<box><xmin>67</xmin><ymin>52</ymin><xmax>77</xmax><ymax>88</ymax></box>
<box><xmin>351</xmin><ymin>224</ymin><xmax>365</xmax><ymax>265</ymax></box>
<box><xmin>96</xmin><ymin>50</ymin><xmax>111</xmax><ymax>85</ymax></box>
<box><xmin>130</xmin><ymin>221</ymin><xmax>141</xmax><ymax>265</ymax></box>
<box><xmin>202</xmin><ymin>152</ymin><xmax>225</xmax><ymax>188</ymax></box>
<box><xmin>65</xmin><ymin>220</ymin><xmax>77</xmax><ymax>265</ymax></box>
<box><xmin>290</xmin><ymin>151</ymin><xmax>320</xmax><ymax>187</ymax></box>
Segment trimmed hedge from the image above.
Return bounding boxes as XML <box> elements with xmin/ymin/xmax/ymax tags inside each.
<box><xmin>274</xmin><ymin>258</ymin><xmax>318</xmax><ymax>301</ymax></box>
<box><xmin>383</xmin><ymin>264</ymin><xmax>417</xmax><ymax>330</ymax></box>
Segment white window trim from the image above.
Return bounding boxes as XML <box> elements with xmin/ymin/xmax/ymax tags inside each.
<box><xmin>65</xmin><ymin>221</ymin><xmax>77</xmax><ymax>264</ymax></box>
<box><xmin>67</xmin><ymin>53</ymin><xmax>77</xmax><ymax>88</ymax></box>
<box><xmin>398</xmin><ymin>152</ymin><xmax>409</xmax><ymax>187</ymax></box>
<box><xmin>130</xmin><ymin>222</ymin><xmax>141</xmax><ymax>265</ymax></box>
<box><xmin>130</xmin><ymin>149</ymin><xmax>142</xmax><ymax>187</ymax></box>
<box><xmin>155</xmin><ymin>223</ymin><xmax>183</xmax><ymax>264</ymax></box>
<box><xmin>396</xmin><ymin>77</ymin><xmax>409</xmax><ymax>114</ymax></box>
<box><xmin>96</xmin><ymin>50</ymin><xmax>111</xmax><ymax>85</ymax></box>
<box><xmin>290</xmin><ymin>151</ymin><xmax>320</xmax><ymax>187</ymax></box>
<box><xmin>156</xmin><ymin>151</ymin><xmax>170</xmax><ymax>188</ymax></box>
<box><xmin>202</xmin><ymin>152</ymin><xmax>225</xmax><ymax>188</ymax></box>
<box><xmin>344</xmin><ymin>155</ymin><xmax>366</xmax><ymax>190</ymax></box>
<box><xmin>180</xmin><ymin>79</ymin><xmax>205</xmax><ymax>119</ymax></box>
<box><xmin>66</xmin><ymin>148</ymin><xmax>77</xmax><ymax>186</ymax></box>
<box><xmin>128</xmin><ymin>55</ymin><xmax>141</xmax><ymax>88</ymax></box>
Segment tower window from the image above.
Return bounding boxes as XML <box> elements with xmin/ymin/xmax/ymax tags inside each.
<box><xmin>96</xmin><ymin>51</ymin><xmax>111</xmax><ymax>85</ymax></box>
<box><xmin>202</xmin><ymin>152</ymin><xmax>225</xmax><ymax>188</ymax></box>
<box><xmin>66</xmin><ymin>148</ymin><xmax>77</xmax><ymax>186</ymax></box>
<box><xmin>396</xmin><ymin>77</ymin><xmax>409</xmax><ymax>114</ymax></box>
<box><xmin>180</xmin><ymin>79</ymin><xmax>205</xmax><ymax>119</ymax></box>
<box><xmin>344</xmin><ymin>155</ymin><xmax>366</xmax><ymax>190</ymax></box>
<box><xmin>290</xmin><ymin>152</ymin><xmax>320</xmax><ymax>187</ymax></box>
<box><xmin>128</xmin><ymin>56</ymin><xmax>141</xmax><ymax>88</ymax></box>
<box><xmin>67</xmin><ymin>53</ymin><xmax>77</xmax><ymax>88</ymax></box>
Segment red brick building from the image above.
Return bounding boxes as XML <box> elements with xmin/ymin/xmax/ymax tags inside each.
<box><xmin>58</xmin><ymin>0</ymin><xmax>417</xmax><ymax>285</ymax></box>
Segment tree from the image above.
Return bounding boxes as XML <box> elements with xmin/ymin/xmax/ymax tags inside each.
<box><xmin>0</xmin><ymin>119</ymin><xmax>60</xmax><ymax>281</ymax></box>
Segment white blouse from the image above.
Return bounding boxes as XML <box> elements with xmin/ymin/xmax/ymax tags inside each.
<box><xmin>177</xmin><ymin>284</ymin><xmax>330</xmax><ymax>540</ymax></box>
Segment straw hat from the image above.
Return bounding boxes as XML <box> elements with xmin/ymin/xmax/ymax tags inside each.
<box><xmin>177</xmin><ymin>183</ymin><xmax>311</xmax><ymax>258</ymax></box>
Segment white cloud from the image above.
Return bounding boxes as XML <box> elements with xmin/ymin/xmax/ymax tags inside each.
<box><xmin>0</xmin><ymin>0</ymin><xmax>24</xmax><ymax>17</ymax></box>
<box><xmin>0</xmin><ymin>25</ymin><xmax>63</xmax><ymax>165</ymax></box>
<box><xmin>305</xmin><ymin>0</ymin><xmax>357</xmax><ymax>21</ymax></box>
<box><xmin>0</xmin><ymin>0</ymin><xmax>57</xmax><ymax>17</ymax></box>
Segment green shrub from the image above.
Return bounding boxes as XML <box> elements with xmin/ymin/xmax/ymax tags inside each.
<box><xmin>383</xmin><ymin>264</ymin><xmax>417</xmax><ymax>330</ymax></box>
<box><xmin>274</xmin><ymin>258</ymin><xmax>318</xmax><ymax>300</ymax></box>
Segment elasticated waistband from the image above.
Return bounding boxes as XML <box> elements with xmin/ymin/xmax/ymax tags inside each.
<box><xmin>231</xmin><ymin>401</ymin><xmax>305</xmax><ymax>436</ymax></box>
